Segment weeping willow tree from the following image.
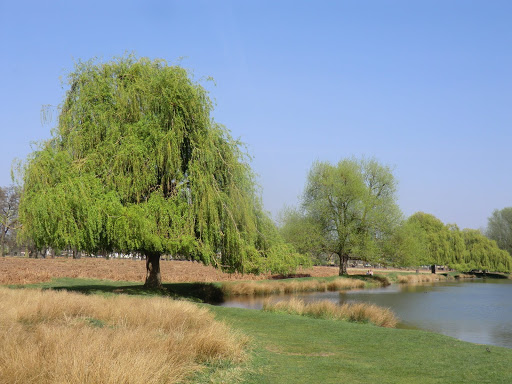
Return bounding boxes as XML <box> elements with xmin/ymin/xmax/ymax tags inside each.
<box><xmin>19</xmin><ymin>55</ymin><xmax>304</xmax><ymax>287</ymax></box>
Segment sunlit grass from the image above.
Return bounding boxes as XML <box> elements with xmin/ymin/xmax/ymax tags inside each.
<box><xmin>0</xmin><ymin>287</ymin><xmax>247</xmax><ymax>384</ymax></box>
<box><xmin>221</xmin><ymin>277</ymin><xmax>366</xmax><ymax>296</ymax></box>
<box><xmin>263</xmin><ymin>297</ymin><xmax>398</xmax><ymax>328</ymax></box>
<box><xmin>396</xmin><ymin>274</ymin><xmax>447</xmax><ymax>284</ymax></box>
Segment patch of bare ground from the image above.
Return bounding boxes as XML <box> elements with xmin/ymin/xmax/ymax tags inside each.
<box><xmin>0</xmin><ymin>257</ymin><xmax>271</xmax><ymax>285</ymax></box>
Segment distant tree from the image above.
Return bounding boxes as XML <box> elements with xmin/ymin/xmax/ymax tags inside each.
<box><xmin>462</xmin><ymin>229</ymin><xmax>511</xmax><ymax>272</ymax></box>
<box><xmin>278</xmin><ymin>206</ymin><xmax>325</xmax><ymax>264</ymax></box>
<box><xmin>0</xmin><ymin>185</ymin><xmax>20</xmax><ymax>257</ymax></box>
<box><xmin>407</xmin><ymin>212</ymin><xmax>449</xmax><ymax>267</ymax></box>
<box><xmin>486</xmin><ymin>207</ymin><xmax>512</xmax><ymax>256</ymax></box>
<box><xmin>299</xmin><ymin>158</ymin><xmax>402</xmax><ymax>275</ymax></box>
<box><xmin>19</xmin><ymin>55</ymin><xmax>300</xmax><ymax>287</ymax></box>
<box><xmin>382</xmin><ymin>219</ymin><xmax>428</xmax><ymax>267</ymax></box>
<box><xmin>408</xmin><ymin>212</ymin><xmax>512</xmax><ymax>272</ymax></box>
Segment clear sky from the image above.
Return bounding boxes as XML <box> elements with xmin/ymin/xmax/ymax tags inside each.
<box><xmin>1</xmin><ymin>1</ymin><xmax>511</xmax><ymax>230</ymax></box>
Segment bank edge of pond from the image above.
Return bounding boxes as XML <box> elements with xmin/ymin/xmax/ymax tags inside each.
<box><xmin>219</xmin><ymin>274</ymin><xmax>390</xmax><ymax>297</ymax></box>
<box><xmin>200</xmin><ymin>304</ymin><xmax>512</xmax><ymax>384</ymax></box>
<box><xmin>216</xmin><ymin>270</ymin><xmax>476</xmax><ymax>298</ymax></box>
<box><xmin>8</xmin><ymin>277</ymin><xmax>512</xmax><ymax>383</ymax></box>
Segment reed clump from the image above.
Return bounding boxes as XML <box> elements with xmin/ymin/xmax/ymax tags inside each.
<box><xmin>456</xmin><ymin>273</ymin><xmax>475</xmax><ymax>279</ymax></box>
<box><xmin>263</xmin><ymin>298</ymin><xmax>398</xmax><ymax>328</ymax></box>
<box><xmin>397</xmin><ymin>274</ymin><xmax>447</xmax><ymax>284</ymax></box>
<box><xmin>0</xmin><ymin>287</ymin><xmax>247</xmax><ymax>384</ymax></box>
<box><xmin>222</xmin><ymin>278</ymin><xmax>365</xmax><ymax>296</ymax></box>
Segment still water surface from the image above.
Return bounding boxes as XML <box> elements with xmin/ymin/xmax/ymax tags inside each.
<box><xmin>220</xmin><ymin>279</ymin><xmax>512</xmax><ymax>348</ymax></box>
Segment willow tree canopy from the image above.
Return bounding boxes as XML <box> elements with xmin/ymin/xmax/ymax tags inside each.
<box><xmin>19</xmin><ymin>56</ymin><xmax>303</xmax><ymax>287</ymax></box>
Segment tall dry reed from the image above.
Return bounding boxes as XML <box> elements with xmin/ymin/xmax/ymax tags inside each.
<box><xmin>397</xmin><ymin>274</ymin><xmax>447</xmax><ymax>284</ymax></box>
<box><xmin>222</xmin><ymin>278</ymin><xmax>365</xmax><ymax>296</ymax></box>
<box><xmin>456</xmin><ymin>273</ymin><xmax>475</xmax><ymax>279</ymax></box>
<box><xmin>263</xmin><ymin>298</ymin><xmax>398</xmax><ymax>328</ymax></box>
<box><xmin>0</xmin><ymin>288</ymin><xmax>247</xmax><ymax>384</ymax></box>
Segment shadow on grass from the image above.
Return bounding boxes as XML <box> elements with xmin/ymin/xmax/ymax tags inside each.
<box><xmin>28</xmin><ymin>279</ymin><xmax>226</xmax><ymax>304</ymax></box>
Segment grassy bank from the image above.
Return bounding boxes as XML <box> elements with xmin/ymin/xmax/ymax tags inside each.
<box><xmin>5</xmin><ymin>277</ymin><xmax>512</xmax><ymax>383</ymax></box>
<box><xmin>201</xmin><ymin>304</ymin><xmax>512</xmax><ymax>384</ymax></box>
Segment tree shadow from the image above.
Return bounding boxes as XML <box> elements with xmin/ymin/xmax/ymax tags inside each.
<box><xmin>349</xmin><ymin>274</ymin><xmax>392</xmax><ymax>286</ymax></box>
<box><xmin>270</xmin><ymin>273</ymin><xmax>312</xmax><ymax>280</ymax></box>
<box><xmin>49</xmin><ymin>282</ymin><xmax>226</xmax><ymax>304</ymax></box>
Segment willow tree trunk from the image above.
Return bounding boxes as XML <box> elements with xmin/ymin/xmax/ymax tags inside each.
<box><xmin>145</xmin><ymin>252</ymin><xmax>162</xmax><ymax>288</ymax></box>
<box><xmin>339</xmin><ymin>254</ymin><xmax>349</xmax><ymax>276</ymax></box>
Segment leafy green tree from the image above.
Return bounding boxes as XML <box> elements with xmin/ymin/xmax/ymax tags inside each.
<box><xmin>407</xmin><ymin>212</ymin><xmax>455</xmax><ymax>268</ymax></box>
<box><xmin>462</xmin><ymin>229</ymin><xmax>511</xmax><ymax>272</ymax></box>
<box><xmin>278</xmin><ymin>206</ymin><xmax>325</xmax><ymax>264</ymax></box>
<box><xmin>486</xmin><ymin>207</ymin><xmax>512</xmax><ymax>256</ymax></box>
<box><xmin>19</xmin><ymin>55</ymin><xmax>298</xmax><ymax>287</ymax></box>
<box><xmin>383</xmin><ymin>219</ymin><xmax>428</xmax><ymax>267</ymax></box>
<box><xmin>408</xmin><ymin>212</ymin><xmax>512</xmax><ymax>272</ymax></box>
<box><xmin>299</xmin><ymin>158</ymin><xmax>402</xmax><ymax>275</ymax></box>
<box><xmin>446</xmin><ymin>224</ymin><xmax>466</xmax><ymax>266</ymax></box>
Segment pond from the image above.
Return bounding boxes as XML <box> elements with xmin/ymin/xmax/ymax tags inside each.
<box><xmin>220</xmin><ymin>278</ymin><xmax>512</xmax><ymax>348</ymax></box>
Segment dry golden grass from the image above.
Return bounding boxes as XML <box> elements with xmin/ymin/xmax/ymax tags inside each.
<box><xmin>456</xmin><ymin>273</ymin><xmax>476</xmax><ymax>279</ymax></box>
<box><xmin>263</xmin><ymin>298</ymin><xmax>398</xmax><ymax>328</ymax></box>
<box><xmin>397</xmin><ymin>274</ymin><xmax>447</xmax><ymax>284</ymax></box>
<box><xmin>0</xmin><ymin>287</ymin><xmax>247</xmax><ymax>384</ymax></box>
<box><xmin>221</xmin><ymin>278</ymin><xmax>365</xmax><ymax>296</ymax></box>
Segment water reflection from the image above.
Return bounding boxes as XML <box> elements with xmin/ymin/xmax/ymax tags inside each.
<box><xmin>220</xmin><ymin>279</ymin><xmax>512</xmax><ymax>348</ymax></box>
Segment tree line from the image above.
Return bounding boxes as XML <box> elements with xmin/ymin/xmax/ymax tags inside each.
<box><xmin>7</xmin><ymin>54</ymin><xmax>512</xmax><ymax>285</ymax></box>
<box><xmin>278</xmin><ymin>161</ymin><xmax>512</xmax><ymax>275</ymax></box>
<box><xmin>399</xmin><ymin>212</ymin><xmax>511</xmax><ymax>273</ymax></box>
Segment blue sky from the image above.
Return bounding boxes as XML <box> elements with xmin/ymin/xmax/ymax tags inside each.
<box><xmin>1</xmin><ymin>0</ymin><xmax>510</xmax><ymax>230</ymax></box>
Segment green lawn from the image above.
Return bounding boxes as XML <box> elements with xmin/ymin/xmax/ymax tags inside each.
<box><xmin>203</xmin><ymin>305</ymin><xmax>511</xmax><ymax>384</ymax></box>
<box><xmin>10</xmin><ymin>277</ymin><xmax>512</xmax><ymax>383</ymax></box>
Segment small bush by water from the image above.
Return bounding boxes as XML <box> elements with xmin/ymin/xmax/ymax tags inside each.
<box><xmin>263</xmin><ymin>298</ymin><xmax>398</xmax><ymax>328</ymax></box>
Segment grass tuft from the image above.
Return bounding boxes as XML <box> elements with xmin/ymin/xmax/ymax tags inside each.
<box><xmin>263</xmin><ymin>298</ymin><xmax>398</xmax><ymax>328</ymax></box>
<box><xmin>0</xmin><ymin>287</ymin><xmax>247</xmax><ymax>384</ymax></box>
<box><xmin>222</xmin><ymin>277</ymin><xmax>365</xmax><ymax>296</ymax></box>
<box><xmin>396</xmin><ymin>274</ymin><xmax>447</xmax><ymax>284</ymax></box>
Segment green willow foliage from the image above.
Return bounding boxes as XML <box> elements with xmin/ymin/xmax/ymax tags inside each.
<box><xmin>19</xmin><ymin>55</ymin><xmax>301</xmax><ymax>275</ymax></box>
<box><xmin>408</xmin><ymin>212</ymin><xmax>512</xmax><ymax>272</ymax></box>
<box><xmin>299</xmin><ymin>158</ymin><xmax>402</xmax><ymax>275</ymax></box>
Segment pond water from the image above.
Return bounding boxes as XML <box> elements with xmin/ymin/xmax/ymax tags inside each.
<box><xmin>220</xmin><ymin>279</ymin><xmax>512</xmax><ymax>348</ymax></box>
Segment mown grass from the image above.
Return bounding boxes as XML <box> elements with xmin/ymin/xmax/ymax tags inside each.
<box><xmin>0</xmin><ymin>287</ymin><xmax>247</xmax><ymax>384</ymax></box>
<box><xmin>263</xmin><ymin>297</ymin><xmax>398</xmax><ymax>327</ymax></box>
<box><xmin>202</xmin><ymin>305</ymin><xmax>512</xmax><ymax>384</ymax></box>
